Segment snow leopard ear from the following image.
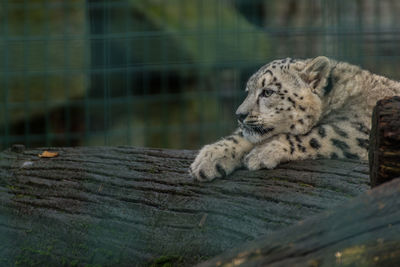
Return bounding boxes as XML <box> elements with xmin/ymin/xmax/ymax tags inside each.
<box><xmin>300</xmin><ymin>56</ymin><xmax>331</xmax><ymax>94</ymax></box>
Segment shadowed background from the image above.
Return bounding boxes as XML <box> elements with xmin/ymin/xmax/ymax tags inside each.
<box><xmin>1</xmin><ymin>0</ymin><xmax>400</xmax><ymax>150</ymax></box>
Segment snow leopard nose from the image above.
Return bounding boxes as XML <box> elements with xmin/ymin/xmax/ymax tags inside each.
<box><xmin>236</xmin><ymin>112</ymin><xmax>248</xmax><ymax>123</ymax></box>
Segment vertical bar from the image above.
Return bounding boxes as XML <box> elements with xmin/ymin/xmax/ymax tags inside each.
<box><xmin>230</xmin><ymin>0</ymin><xmax>239</xmax><ymax>136</ymax></box>
<box><xmin>2</xmin><ymin>1</ymin><xmax>10</xmax><ymax>149</ymax></box>
<box><xmin>269</xmin><ymin>1</ymin><xmax>277</xmax><ymax>63</ymax></box>
<box><xmin>84</xmin><ymin>0</ymin><xmax>90</xmax><ymax>146</ymax></box>
<box><xmin>125</xmin><ymin>1</ymin><xmax>132</xmax><ymax>146</ymax></box>
<box><xmin>23</xmin><ymin>0</ymin><xmax>30</xmax><ymax>147</ymax></box>
<box><xmin>142</xmin><ymin>17</ymin><xmax>150</xmax><ymax>147</ymax></box>
<box><xmin>198</xmin><ymin>0</ymin><xmax>206</xmax><ymax>145</ymax></box>
<box><xmin>335</xmin><ymin>0</ymin><xmax>342</xmax><ymax>59</ymax></box>
<box><xmin>214</xmin><ymin>0</ymin><xmax>221</xmax><ymax>143</ymax></box>
<box><xmin>322</xmin><ymin>0</ymin><xmax>327</xmax><ymax>56</ymax></box>
<box><xmin>178</xmin><ymin>0</ymin><xmax>186</xmax><ymax>148</ymax></box>
<box><xmin>356</xmin><ymin>0</ymin><xmax>363</xmax><ymax>65</ymax></box>
<box><xmin>389</xmin><ymin>0</ymin><xmax>397</xmax><ymax>73</ymax></box>
<box><xmin>106</xmin><ymin>0</ymin><xmax>112</xmax><ymax>145</ymax></box>
<box><xmin>305</xmin><ymin>0</ymin><xmax>313</xmax><ymax>57</ymax></box>
<box><xmin>373</xmin><ymin>0</ymin><xmax>380</xmax><ymax>70</ymax></box>
<box><xmin>233</xmin><ymin>0</ymin><xmax>241</xmax><ymax>136</ymax></box>
<box><xmin>103</xmin><ymin>0</ymin><xmax>109</xmax><ymax>145</ymax></box>
<box><xmin>43</xmin><ymin>0</ymin><xmax>50</xmax><ymax>146</ymax></box>
<box><xmin>250</xmin><ymin>0</ymin><xmax>261</xmax><ymax>63</ymax></box>
<box><xmin>306</xmin><ymin>0</ymin><xmax>312</xmax><ymax>57</ymax></box>
<box><xmin>161</xmin><ymin>0</ymin><xmax>168</xmax><ymax>147</ymax></box>
<box><xmin>62</xmin><ymin>1</ymin><xmax>72</xmax><ymax>146</ymax></box>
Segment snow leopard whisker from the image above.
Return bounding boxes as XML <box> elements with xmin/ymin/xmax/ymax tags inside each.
<box><xmin>253</xmin><ymin>126</ymin><xmax>274</xmax><ymax>135</ymax></box>
<box><xmin>242</xmin><ymin>123</ymin><xmax>274</xmax><ymax>135</ymax></box>
<box><xmin>245</xmin><ymin>120</ymin><xmax>260</xmax><ymax>125</ymax></box>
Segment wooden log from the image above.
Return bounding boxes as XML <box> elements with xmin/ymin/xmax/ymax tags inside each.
<box><xmin>198</xmin><ymin>178</ymin><xmax>400</xmax><ymax>267</ymax></box>
<box><xmin>0</xmin><ymin>147</ymin><xmax>369</xmax><ymax>266</ymax></box>
<box><xmin>369</xmin><ymin>96</ymin><xmax>400</xmax><ymax>187</ymax></box>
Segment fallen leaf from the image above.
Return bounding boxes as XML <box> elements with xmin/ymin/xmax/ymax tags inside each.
<box><xmin>38</xmin><ymin>151</ymin><xmax>59</xmax><ymax>158</ymax></box>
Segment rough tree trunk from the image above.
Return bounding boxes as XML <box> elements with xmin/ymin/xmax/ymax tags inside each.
<box><xmin>198</xmin><ymin>178</ymin><xmax>400</xmax><ymax>267</ymax></box>
<box><xmin>369</xmin><ymin>96</ymin><xmax>400</xmax><ymax>187</ymax></box>
<box><xmin>0</xmin><ymin>147</ymin><xmax>368</xmax><ymax>266</ymax></box>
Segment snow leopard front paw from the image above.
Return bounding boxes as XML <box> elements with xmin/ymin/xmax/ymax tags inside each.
<box><xmin>243</xmin><ymin>145</ymin><xmax>281</xmax><ymax>171</ymax></box>
<box><xmin>190</xmin><ymin>144</ymin><xmax>238</xmax><ymax>182</ymax></box>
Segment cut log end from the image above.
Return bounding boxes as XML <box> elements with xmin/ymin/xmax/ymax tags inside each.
<box><xmin>369</xmin><ymin>96</ymin><xmax>400</xmax><ymax>187</ymax></box>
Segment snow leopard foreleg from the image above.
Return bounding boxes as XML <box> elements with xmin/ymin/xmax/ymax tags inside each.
<box><xmin>244</xmin><ymin>120</ymin><xmax>369</xmax><ymax>170</ymax></box>
<box><xmin>190</xmin><ymin>129</ymin><xmax>254</xmax><ymax>181</ymax></box>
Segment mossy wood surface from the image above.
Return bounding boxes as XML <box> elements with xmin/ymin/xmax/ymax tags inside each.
<box><xmin>0</xmin><ymin>147</ymin><xmax>369</xmax><ymax>266</ymax></box>
<box><xmin>199</xmin><ymin>178</ymin><xmax>400</xmax><ymax>267</ymax></box>
<box><xmin>369</xmin><ymin>96</ymin><xmax>400</xmax><ymax>187</ymax></box>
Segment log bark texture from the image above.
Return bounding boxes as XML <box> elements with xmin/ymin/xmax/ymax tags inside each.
<box><xmin>198</xmin><ymin>178</ymin><xmax>400</xmax><ymax>267</ymax></box>
<box><xmin>369</xmin><ymin>96</ymin><xmax>400</xmax><ymax>187</ymax></box>
<box><xmin>0</xmin><ymin>147</ymin><xmax>369</xmax><ymax>266</ymax></box>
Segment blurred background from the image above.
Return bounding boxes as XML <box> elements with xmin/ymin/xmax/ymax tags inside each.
<box><xmin>1</xmin><ymin>0</ymin><xmax>400</xmax><ymax>150</ymax></box>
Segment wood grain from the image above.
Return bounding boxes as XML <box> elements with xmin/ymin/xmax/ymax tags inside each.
<box><xmin>198</xmin><ymin>178</ymin><xmax>400</xmax><ymax>267</ymax></box>
<box><xmin>0</xmin><ymin>146</ymin><xmax>369</xmax><ymax>266</ymax></box>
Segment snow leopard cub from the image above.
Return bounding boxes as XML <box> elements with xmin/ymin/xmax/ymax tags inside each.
<box><xmin>190</xmin><ymin>56</ymin><xmax>400</xmax><ymax>181</ymax></box>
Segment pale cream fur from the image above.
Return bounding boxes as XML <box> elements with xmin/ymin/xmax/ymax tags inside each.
<box><xmin>190</xmin><ymin>57</ymin><xmax>400</xmax><ymax>181</ymax></box>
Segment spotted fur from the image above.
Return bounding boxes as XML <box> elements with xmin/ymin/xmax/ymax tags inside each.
<box><xmin>190</xmin><ymin>56</ymin><xmax>400</xmax><ymax>181</ymax></box>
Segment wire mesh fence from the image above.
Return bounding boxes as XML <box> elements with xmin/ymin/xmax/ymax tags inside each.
<box><xmin>1</xmin><ymin>0</ymin><xmax>400</xmax><ymax>150</ymax></box>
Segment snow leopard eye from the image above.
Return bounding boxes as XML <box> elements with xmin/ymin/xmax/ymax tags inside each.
<box><xmin>260</xmin><ymin>89</ymin><xmax>274</xmax><ymax>98</ymax></box>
